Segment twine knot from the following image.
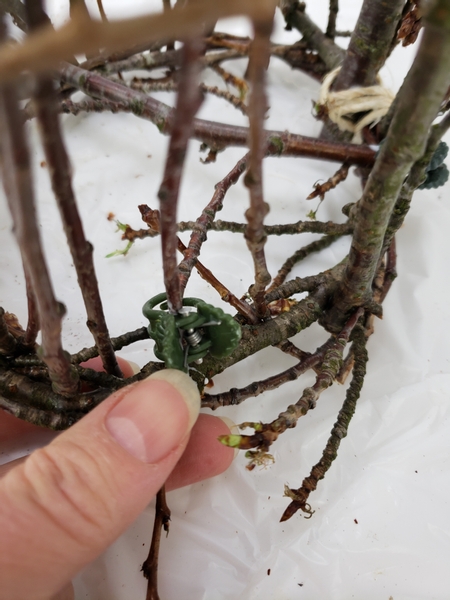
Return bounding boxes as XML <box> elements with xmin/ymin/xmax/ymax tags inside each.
<box><xmin>318</xmin><ymin>67</ymin><xmax>394</xmax><ymax>143</ymax></box>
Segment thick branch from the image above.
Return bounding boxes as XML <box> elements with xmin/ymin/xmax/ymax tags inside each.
<box><xmin>332</xmin><ymin>0</ymin><xmax>405</xmax><ymax>90</ymax></box>
<box><xmin>324</xmin><ymin>1</ymin><xmax>450</xmax><ymax>330</ymax></box>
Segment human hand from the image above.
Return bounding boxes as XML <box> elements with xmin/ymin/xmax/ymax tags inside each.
<box><xmin>0</xmin><ymin>358</ymin><xmax>235</xmax><ymax>600</ymax></box>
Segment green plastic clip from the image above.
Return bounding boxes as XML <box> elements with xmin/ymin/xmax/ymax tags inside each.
<box><xmin>142</xmin><ymin>293</ymin><xmax>242</xmax><ymax>372</ymax></box>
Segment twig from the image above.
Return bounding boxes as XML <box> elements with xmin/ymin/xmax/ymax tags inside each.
<box><xmin>210</xmin><ymin>63</ymin><xmax>248</xmax><ymax>98</ymax></box>
<box><xmin>0</xmin><ymin>0</ymin><xmax>278</xmax><ymax>82</ymax></box>
<box><xmin>202</xmin><ymin>337</ymin><xmax>333</xmax><ymax>410</ymax></box>
<box><xmin>60</xmin><ymin>62</ymin><xmax>376</xmax><ymax>166</ymax></box>
<box><xmin>139</xmin><ymin>205</ymin><xmax>258</xmax><ymax>323</ymax></box>
<box><xmin>178</xmin><ymin>154</ymin><xmax>248</xmax><ymax>291</ymax></box>
<box><xmin>326</xmin><ymin>0</ymin><xmax>339</xmax><ymax>40</ymax></box>
<box><xmin>266</xmin><ymin>234</ymin><xmax>344</xmax><ymax>293</ymax></box>
<box><xmin>142</xmin><ymin>486</ymin><xmax>171</xmax><ymax>600</ymax></box>
<box><xmin>244</xmin><ymin>15</ymin><xmax>274</xmax><ymax>317</ymax></box>
<box><xmin>281</xmin><ymin>323</ymin><xmax>368</xmax><ymax>520</ymax></box>
<box><xmin>218</xmin><ymin>308</ymin><xmax>363</xmax><ymax>458</ymax></box>
<box><xmin>96</xmin><ymin>0</ymin><xmax>107</xmax><ymax>22</ymax></box>
<box><xmin>157</xmin><ymin>38</ymin><xmax>203</xmax><ymax>313</ymax></box>
<box><xmin>264</xmin><ymin>262</ymin><xmax>345</xmax><ymax>303</ymax></box>
<box><xmin>0</xmin><ymin>31</ymin><xmax>78</xmax><ymax>395</ymax></box>
<box><xmin>179</xmin><ymin>219</ymin><xmax>352</xmax><ymax>236</ymax></box>
<box><xmin>307</xmin><ymin>163</ymin><xmax>349</xmax><ymax>200</ymax></box>
<box><xmin>28</xmin><ymin>0</ymin><xmax>122</xmax><ymax>378</ymax></box>
<box><xmin>23</xmin><ymin>267</ymin><xmax>39</xmax><ymax>348</ymax></box>
<box><xmin>279</xmin><ymin>0</ymin><xmax>345</xmax><ymax>70</ymax></box>
<box><xmin>201</xmin><ymin>83</ymin><xmax>248</xmax><ymax>115</ymax></box>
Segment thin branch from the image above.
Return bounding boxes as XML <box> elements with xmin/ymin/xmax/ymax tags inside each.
<box><xmin>27</xmin><ymin>1</ymin><xmax>122</xmax><ymax>377</ymax></box>
<box><xmin>306</xmin><ymin>163</ymin><xmax>349</xmax><ymax>200</ymax></box>
<box><xmin>202</xmin><ymin>337</ymin><xmax>333</xmax><ymax>410</ymax></box>
<box><xmin>326</xmin><ymin>0</ymin><xmax>339</xmax><ymax>40</ymax></box>
<box><xmin>279</xmin><ymin>0</ymin><xmax>344</xmax><ymax>70</ymax></box>
<box><xmin>118</xmin><ymin>219</ymin><xmax>351</xmax><ymax>245</ymax></box>
<box><xmin>158</xmin><ymin>38</ymin><xmax>203</xmax><ymax>313</ymax></box>
<box><xmin>59</xmin><ymin>62</ymin><xmax>376</xmax><ymax>166</ymax></box>
<box><xmin>0</xmin><ymin>0</ymin><xmax>278</xmax><ymax>82</ymax></box>
<box><xmin>138</xmin><ymin>205</ymin><xmax>258</xmax><ymax>323</ymax></box>
<box><xmin>266</xmin><ymin>234</ymin><xmax>344</xmax><ymax>293</ymax></box>
<box><xmin>281</xmin><ymin>323</ymin><xmax>368</xmax><ymax>521</ymax></box>
<box><xmin>23</xmin><ymin>266</ymin><xmax>39</xmax><ymax>347</ymax></box>
<box><xmin>179</xmin><ymin>219</ymin><xmax>352</xmax><ymax>236</ymax></box>
<box><xmin>96</xmin><ymin>0</ymin><xmax>108</xmax><ymax>22</ymax></box>
<box><xmin>0</xmin><ymin>49</ymin><xmax>78</xmax><ymax>396</ymax></box>
<box><xmin>244</xmin><ymin>15</ymin><xmax>274</xmax><ymax>317</ymax></box>
<box><xmin>178</xmin><ymin>154</ymin><xmax>248</xmax><ymax>291</ymax></box>
<box><xmin>194</xmin><ymin>289</ymin><xmax>328</xmax><ymax>384</ymax></box>
<box><xmin>142</xmin><ymin>486</ymin><xmax>171</xmax><ymax>600</ymax></box>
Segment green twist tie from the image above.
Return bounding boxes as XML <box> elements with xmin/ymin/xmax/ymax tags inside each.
<box><xmin>142</xmin><ymin>293</ymin><xmax>242</xmax><ymax>372</ymax></box>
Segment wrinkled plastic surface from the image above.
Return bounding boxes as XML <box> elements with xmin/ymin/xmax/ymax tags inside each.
<box><xmin>1</xmin><ymin>1</ymin><xmax>450</xmax><ymax>599</ymax></box>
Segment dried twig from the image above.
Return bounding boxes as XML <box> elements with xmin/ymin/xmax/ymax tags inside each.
<box><xmin>26</xmin><ymin>0</ymin><xmax>122</xmax><ymax>377</ymax></box>
<box><xmin>139</xmin><ymin>205</ymin><xmax>258</xmax><ymax>324</ymax></box>
<box><xmin>0</xmin><ymin>51</ymin><xmax>77</xmax><ymax>395</ymax></box>
<box><xmin>281</xmin><ymin>323</ymin><xmax>368</xmax><ymax>520</ymax></box>
<box><xmin>60</xmin><ymin>62</ymin><xmax>376</xmax><ymax>166</ymax></box>
<box><xmin>218</xmin><ymin>308</ymin><xmax>363</xmax><ymax>459</ymax></box>
<box><xmin>307</xmin><ymin>163</ymin><xmax>349</xmax><ymax>200</ymax></box>
<box><xmin>202</xmin><ymin>337</ymin><xmax>334</xmax><ymax>410</ymax></box>
<box><xmin>158</xmin><ymin>38</ymin><xmax>204</xmax><ymax>312</ymax></box>
<box><xmin>326</xmin><ymin>0</ymin><xmax>339</xmax><ymax>40</ymax></box>
<box><xmin>267</xmin><ymin>234</ymin><xmax>344</xmax><ymax>293</ymax></box>
<box><xmin>142</xmin><ymin>486</ymin><xmax>171</xmax><ymax>600</ymax></box>
<box><xmin>178</xmin><ymin>154</ymin><xmax>248</xmax><ymax>291</ymax></box>
<box><xmin>244</xmin><ymin>15</ymin><xmax>274</xmax><ymax>316</ymax></box>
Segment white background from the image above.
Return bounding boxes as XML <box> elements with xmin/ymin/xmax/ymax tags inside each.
<box><xmin>1</xmin><ymin>1</ymin><xmax>450</xmax><ymax>599</ymax></box>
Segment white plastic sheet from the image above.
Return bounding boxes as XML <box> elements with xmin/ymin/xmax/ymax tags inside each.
<box><xmin>1</xmin><ymin>2</ymin><xmax>450</xmax><ymax>599</ymax></box>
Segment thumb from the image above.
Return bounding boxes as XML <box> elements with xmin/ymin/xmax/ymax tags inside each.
<box><xmin>0</xmin><ymin>369</ymin><xmax>200</xmax><ymax>600</ymax></box>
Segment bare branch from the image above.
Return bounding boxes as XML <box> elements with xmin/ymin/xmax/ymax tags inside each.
<box><xmin>157</xmin><ymin>39</ymin><xmax>203</xmax><ymax>312</ymax></box>
<box><xmin>244</xmin><ymin>15</ymin><xmax>274</xmax><ymax>316</ymax></box>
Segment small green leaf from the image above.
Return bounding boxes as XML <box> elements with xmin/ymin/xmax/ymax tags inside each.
<box><xmin>105</xmin><ymin>241</ymin><xmax>133</xmax><ymax>258</ymax></box>
<box><xmin>218</xmin><ymin>434</ymin><xmax>243</xmax><ymax>448</ymax></box>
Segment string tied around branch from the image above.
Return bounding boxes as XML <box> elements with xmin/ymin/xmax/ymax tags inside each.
<box><xmin>318</xmin><ymin>67</ymin><xmax>394</xmax><ymax>143</ymax></box>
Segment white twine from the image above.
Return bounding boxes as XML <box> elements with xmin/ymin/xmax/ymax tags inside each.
<box><xmin>318</xmin><ymin>67</ymin><xmax>394</xmax><ymax>143</ymax></box>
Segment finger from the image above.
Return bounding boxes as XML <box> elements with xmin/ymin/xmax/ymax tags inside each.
<box><xmin>80</xmin><ymin>355</ymin><xmax>138</xmax><ymax>378</ymax></box>
<box><xmin>166</xmin><ymin>414</ymin><xmax>236</xmax><ymax>491</ymax></box>
<box><xmin>0</xmin><ymin>369</ymin><xmax>200</xmax><ymax>600</ymax></box>
<box><xmin>0</xmin><ymin>414</ymin><xmax>236</xmax><ymax>486</ymax></box>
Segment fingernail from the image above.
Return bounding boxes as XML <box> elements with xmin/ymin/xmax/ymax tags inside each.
<box><xmin>125</xmin><ymin>360</ymin><xmax>141</xmax><ymax>375</ymax></box>
<box><xmin>217</xmin><ymin>416</ymin><xmax>240</xmax><ymax>459</ymax></box>
<box><xmin>106</xmin><ymin>369</ymin><xmax>200</xmax><ymax>464</ymax></box>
